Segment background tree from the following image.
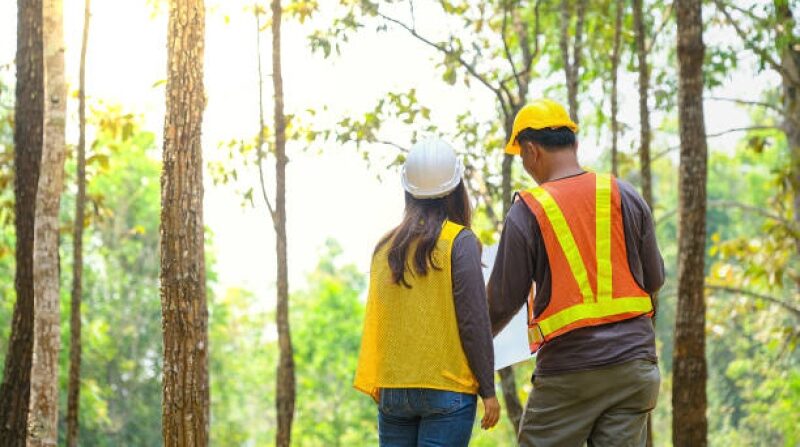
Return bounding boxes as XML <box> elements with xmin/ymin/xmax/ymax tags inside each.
<box><xmin>66</xmin><ymin>0</ymin><xmax>91</xmax><ymax>444</ymax></box>
<box><xmin>633</xmin><ymin>0</ymin><xmax>655</xmax><ymax>208</ymax></box>
<box><xmin>0</xmin><ymin>0</ymin><xmax>44</xmax><ymax>444</ymax></box>
<box><xmin>28</xmin><ymin>0</ymin><xmax>66</xmax><ymax>444</ymax></box>
<box><xmin>673</xmin><ymin>0</ymin><xmax>709</xmax><ymax>445</ymax></box>
<box><xmin>559</xmin><ymin>0</ymin><xmax>586</xmax><ymax>123</ymax></box>
<box><xmin>609</xmin><ymin>0</ymin><xmax>623</xmax><ymax>176</ymax></box>
<box><xmin>160</xmin><ymin>0</ymin><xmax>209</xmax><ymax>444</ymax></box>
<box><xmin>712</xmin><ymin>0</ymin><xmax>800</xmax><ymax>248</ymax></box>
<box><xmin>270</xmin><ymin>0</ymin><xmax>295</xmax><ymax>444</ymax></box>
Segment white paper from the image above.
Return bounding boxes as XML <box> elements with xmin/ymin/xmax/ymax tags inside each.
<box><xmin>482</xmin><ymin>244</ymin><xmax>535</xmax><ymax>370</ymax></box>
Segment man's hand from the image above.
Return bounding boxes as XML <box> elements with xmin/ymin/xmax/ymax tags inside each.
<box><xmin>480</xmin><ymin>396</ymin><xmax>500</xmax><ymax>430</ymax></box>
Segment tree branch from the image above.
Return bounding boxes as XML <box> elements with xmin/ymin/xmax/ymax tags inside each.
<box><xmin>573</xmin><ymin>0</ymin><xmax>587</xmax><ymax>90</ymax></box>
<box><xmin>707</xmin><ymin>199</ymin><xmax>794</xmax><ymax>227</ymax></box>
<box><xmin>658</xmin><ymin>199</ymin><xmax>798</xmax><ymax>231</ymax></box>
<box><xmin>375</xmin><ymin>139</ymin><xmax>409</xmax><ymax>152</ymax></box>
<box><xmin>501</xmin><ymin>0</ymin><xmax>522</xmax><ymax>95</ymax></box>
<box><xmin>376</xmin><ymin>12</ymin><xmax>512</xmax><ymax>117</ymax></box>
<box><xmin>255</xmin><ymin>5</ymin><xmax>277</xmax><ymax>224</ymax></box>
<box><xmin>705</xmin><ymin>125</ymin><xmax>780</xmax><ymax>138</ymax></box>
<box><xmin>646</xmin><ymin>2</ymin><xmax>673</xmax><ymax>53</ymax></box>
<box><xmin>464</xmin><ymin>164</ymin><xmax>500</xmax><ymax>229</ymax></box>
<box><xmin>713</xmin><ymin>0</ymin><xmax>800</xmax><ymax>86</ymax></box>
<box><xmin>651</xmin><ymin>125</ymin><xmax>781</xmax><ymax>163</ymax></box>
<box><xmin>706</xmin><ymin>285</ymin><xmax>800</xmax><ymax>320</ymax></box>
<box><xmin>707</xmin><ymin>96</ymin><xmax>781</xmax><ymax>112</ymax></box>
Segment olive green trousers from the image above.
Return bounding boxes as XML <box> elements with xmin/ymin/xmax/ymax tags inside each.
<box><xmin>518</xmin><ymin>359</ymin><xmax>660</xmax><ymax>447</ymax></box>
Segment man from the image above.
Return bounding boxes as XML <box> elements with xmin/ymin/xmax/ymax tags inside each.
<box><xmin>488</xmin><ymin>98</ymin><xmax>665</xmax><ymax>447</ymax></box>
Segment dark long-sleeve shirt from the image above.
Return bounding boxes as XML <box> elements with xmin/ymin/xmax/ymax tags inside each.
<box><xmin>488</xmin><ymin>173</ymin><xmax>665</xmax><ymax>376</ymax></box>
<box><xmin>451</xmin><ymin>229</ymin><xmax>496</xmax><ymax>398</ymax></box>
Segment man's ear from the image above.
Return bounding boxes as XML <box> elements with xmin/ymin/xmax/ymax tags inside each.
<box><xmin>524</xmin><ymin>142</ymin><xmax>540</xmax><ymax>161</ymax></box>
<box><xmin>520</xmin><ymin>141</ymin><xmax>533</xmax><ymax>157</ymax></box>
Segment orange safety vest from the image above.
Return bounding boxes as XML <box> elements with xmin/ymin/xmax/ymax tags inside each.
<box><xmin>519</xmin><ymin>172</ymin><xmax>654</xmax><ymax>353</ymax></box>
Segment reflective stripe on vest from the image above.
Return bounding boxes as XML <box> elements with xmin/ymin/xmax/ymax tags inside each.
<box><xmin>522</xmin><ymin>173</ymin><xmax>653</xmax><ymax>345</ymax></box>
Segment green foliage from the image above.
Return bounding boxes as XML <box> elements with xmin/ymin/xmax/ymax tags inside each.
<box><xmin>209</xmin><ymin>287</ymin><xmax>277</xmax><ymax>445</ymax></box>
<box><xmin>55</xmin><ymin>109</ymin><xmax>164</xmax><ymax>445</ymax></box>
<box><xmin>291</xmin><ymin>239</ymin><xmax>376</xmax><ymax>446</ymax></box>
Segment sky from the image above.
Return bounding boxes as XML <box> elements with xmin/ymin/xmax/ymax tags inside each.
<box><xmin>0</xmin><ymin>0</ymin><xmax>775</xmax><ymax>305</ymax></box>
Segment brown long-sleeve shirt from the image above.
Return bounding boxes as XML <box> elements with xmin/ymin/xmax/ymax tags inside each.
<box><xmin>488</xmin><ymin>173</ymin><xmax>665</xmax><ymax>376</ymax></box>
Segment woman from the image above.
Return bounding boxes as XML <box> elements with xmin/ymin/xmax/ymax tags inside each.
<box><xmin>354</xmin><ymin>138</ymin><xmax>500</xmax><ymax>446</ymax></box>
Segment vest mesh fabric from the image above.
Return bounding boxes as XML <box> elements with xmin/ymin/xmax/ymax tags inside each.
<box><xmin>354</xmin><ymin>220</ymin><xmax>478</xmax><ymax>401</ymax></box>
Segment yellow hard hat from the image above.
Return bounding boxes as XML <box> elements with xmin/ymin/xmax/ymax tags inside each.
<box><xmin>504</xmin><ymin>99</ymin><xmax>578</xmax><ymax>155</ymax></box>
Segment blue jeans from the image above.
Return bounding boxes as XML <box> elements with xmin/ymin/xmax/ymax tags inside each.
<box><xmin>378</xmin><ymin>388</ymin><xmax>477</xmax><ymax>447</ymax></box>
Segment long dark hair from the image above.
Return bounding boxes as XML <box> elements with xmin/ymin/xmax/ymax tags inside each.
<box><xmin>375</xmin><ymin>180</ymin><xmax>472</xmax><ymax>288</ymax></box>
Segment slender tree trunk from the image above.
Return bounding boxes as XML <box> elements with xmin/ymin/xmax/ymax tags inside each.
<box><xmin>272</xmin><ymin>1</ymin><xmax>296</xmax><ymax>445</ymax></box>
<box><xmin>775</xmin><ymin>1</ymin><xmax>800</xmax><ymax>246</ymax></box>
<box><xmin>633</xmin><ymin>1</ymin><xmax>655</xmax><ymax>443</ymax></box>
<box><xmin>66</xmin><ymin>1</ymin><xmax>90</xmax><ymax>445</ymax></box>
<box><xmin>560</xmin><ymin>0</ymin><xmax>586</xmax><ymax>124</ymax></box>
<box><xmin>610</xmin><ymin>0</ymin><xmax>623</xmax><ymax>176</ymax></box>
<box><xmin>28</xmin><ymin>0</ymin><xmax>66</xmax><ymax>444</ymax></box>
<box><xmin>495</xmin><ymin>85</ymin><xmax>526</xmax><ymax>437</ymax></box>
<box><xmin>673</xmin><ymin>0</ymin><xmax>708</xmax><ymax>446</ymax></box>
<box><xmin>784</xmin><ymin>83</ymin><xmax>800</xmax><ymax>254</ymax></box>
<box><xmin>634</xmin><ymin>0</ymin><xmax>654</xmax><ymax>208</ymax></box>
<box><xmin>0</xmin><ymin>1</ymin><xmax>44</xmax><ymax>444</ymax></box>
<box><xmin>160</xmin><ymin>0</ymin><xmax>208</xmax><ymax>445</ymax></box>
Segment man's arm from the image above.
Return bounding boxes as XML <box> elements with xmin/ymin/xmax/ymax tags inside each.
<box><xmin>639</xmin><ymin>207</ymin><xmax>665</xmax><ymax>294</ymax></box>
<box><xmin>487</xmin><ymin>204</ymin><xmax>536</xmax><ymax>336</ymax></box>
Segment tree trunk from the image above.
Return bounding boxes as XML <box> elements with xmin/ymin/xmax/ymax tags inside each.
<box><xmin>0</xmin><ymin>1</ymin><xmax>44</xmax><ymax>444</ymax></box>
<box><xmin>775</xmin><ymin>1</ymin><xmax>800</xmax><ymax>248</ymax></box>
<box><xmin>610</xmin><ymin>0</ymin><xmax>623</xmax><ymax>176</ymax></box>
<box><xmin>28</xmin><ymin>0</ymin><xmax>66</xmax><ymax>444</ymax></box>
<box><xmin>497</xmin><ymin>114</ymin><xmax>524</xmax><ymax>431</ymax></box>
<box><xmin>160</xmin><ymin>0</ymin><xmax>208</xmax><ymax>445</ymax></box>
<box><xmin>67</xmin><ymin>1</ymin><xmax>90</xmax><ymax>445</ymax></box>
<box><xmin>272</xmin><ymin>0</ymin><xmax>296</xmax><ymax>445</ymax></box>
<box><xmin>633</xmin><ymin>1</ymin><xmax>655</xmax><ymax>443</ymax></box>
<box><xmin>633</xmin><ymin>0</ymin><xmax>653</xmax><ymax>208</ymax></box>
<box><xmin>560</xmin><ymin>0</ymin><xmax>586</xmax><ymax>124</ymax></box>
<box><xmin>672</xmin><ymin>0</ymin><xmax>708</xmax><ymax>446</ymax></box>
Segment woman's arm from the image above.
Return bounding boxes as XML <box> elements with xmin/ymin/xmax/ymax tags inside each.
<box><xmin>451</xmin><ymin>229</ymin><xmax>496</xmax><ymax>399</ymax></box>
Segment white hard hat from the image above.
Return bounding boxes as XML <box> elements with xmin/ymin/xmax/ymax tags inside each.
<box><xmin>401</xmin><ymin>138</ymin><xmax>464</xmax><ymax>199</ymax></box>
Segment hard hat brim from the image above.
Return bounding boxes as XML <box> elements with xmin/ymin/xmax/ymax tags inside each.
<box><xmin>505</xmin><ymin>138</ymin><xmax>520</xmax><ymax>155</ymax></box>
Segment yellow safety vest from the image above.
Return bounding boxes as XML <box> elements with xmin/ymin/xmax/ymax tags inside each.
<box><xmin>354</xmin><ymin>220</ymin><xmax>479</xmax><ymax>401</ymax></box>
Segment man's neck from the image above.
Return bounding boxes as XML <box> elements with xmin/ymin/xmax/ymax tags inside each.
<box><xmin>541</xmin><ymin>164</ymin><xmax>585</xmax><ymax>184</ymax></box>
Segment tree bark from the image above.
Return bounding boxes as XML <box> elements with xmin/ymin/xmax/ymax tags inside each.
<box><xmin>634</xmin><ymin>0</ymin><xmax>654</xmax><ymax>208</ymax></box>
<box><xmin>27</xmin><ymin>0</ymin><xmax>66</xmax><ymax>444</ymax></box>
<box><xmin>160</xmin><ymin>0</ymin><xmax>208</xmax><ymax>445</ymax></box>
<box><xmin>560</xmin><ymin>0</ymin><xmax>586</xmax><ymax>123</ymax></box>
<box><xmin>775</xmin><ymin>1</ymin><xmax>800</xmax><ymax>250</ymax></box>
<box><xmin>0</xmin><ymin>0</ymin><xmax>44</xmax><ymax>444</ymax></box>
<box><xmin>673</xmin><ymin>0</ymin><xmax>708</xmax><ymax>446</ymax></box>
<box><xmin>272</xmin><ymin>1</ymin><xmax>296</xmax><ymax>445</ymax></box>
<box><xmin>610</xmin><ymin>0</ymin><xmax>623</xmax><ymax>176</ymax></box>
<box><xmin>491</xmin><ymin>112</ymin><xmax>524</xmax><ymax>432</ymax></box>
<box><xmin>633</xmin><ymin>1</ymin><xmax>655</xmax><ymax>443</ymax></box>
<box><xmin>66</xmin><ymin>1</ymin><xmax>90</xmax><ymax>445</ymax></box>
